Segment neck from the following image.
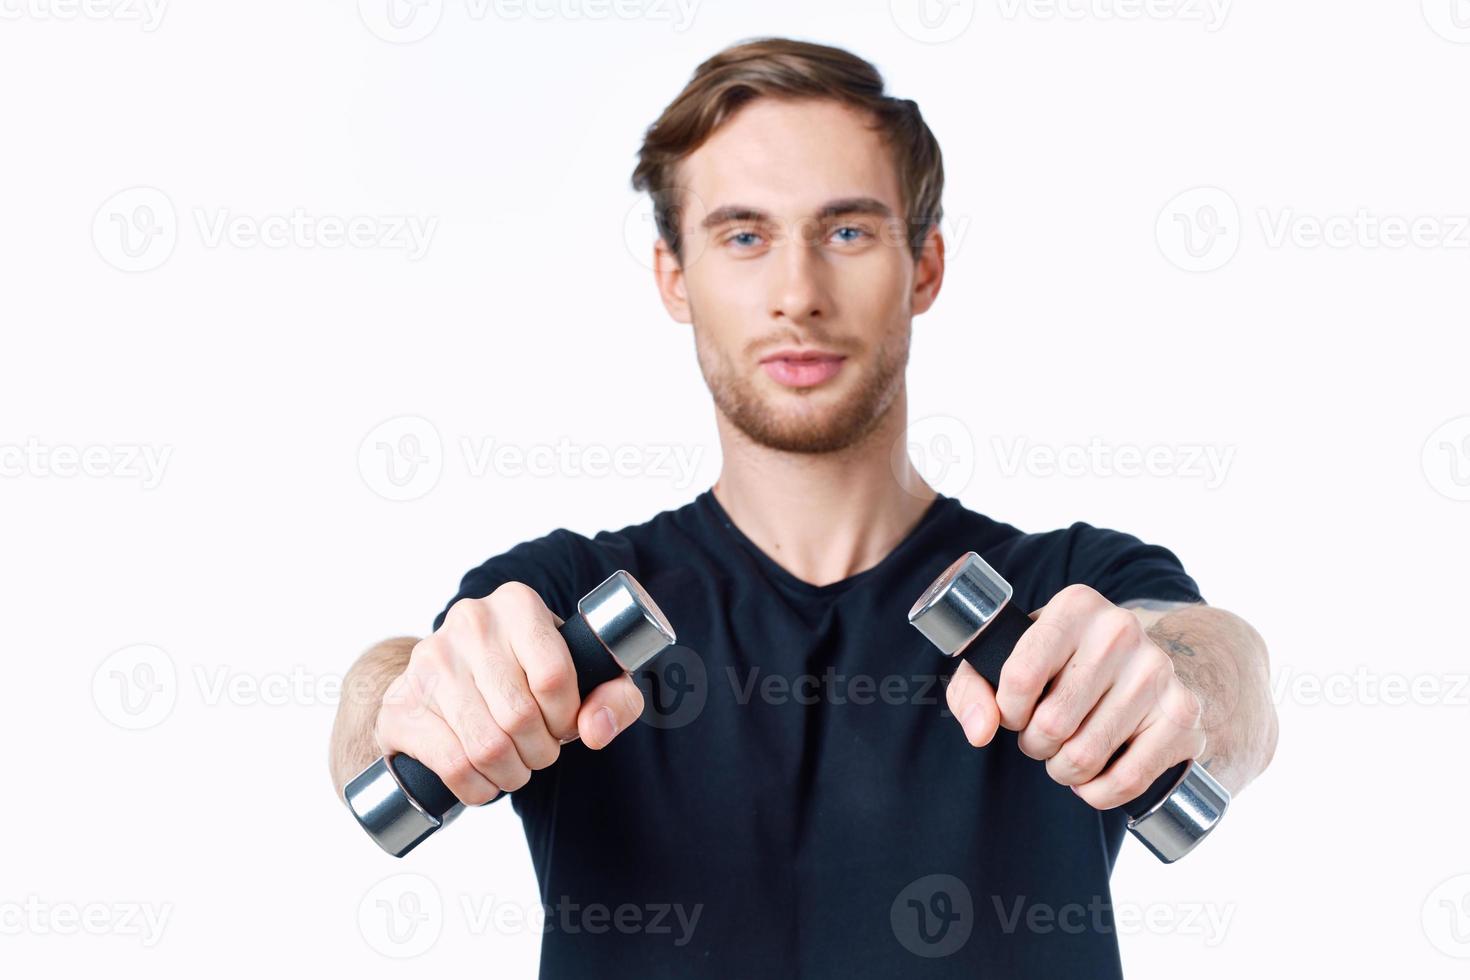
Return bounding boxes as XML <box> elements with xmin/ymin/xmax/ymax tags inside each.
<box><xmin>710</xmin><ymin>388</ymin><xmax>938</xmax><ymax>587</ymax></box>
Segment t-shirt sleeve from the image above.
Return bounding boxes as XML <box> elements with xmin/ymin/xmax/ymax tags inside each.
<box><xmin>430</xmin><ymin>528</ymin><xmax>585</xmax><ymax>633</ymax></box>
<box><xmin>1058</xmin><ymin>521</ymin><xmax>1205</xmax><ymax>606</ymax></box>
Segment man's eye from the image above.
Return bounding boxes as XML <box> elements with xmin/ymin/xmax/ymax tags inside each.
<box><xmin>727</xmin><ymin>230</ymin><xmax>764</xmax><ymax>248</ymax></box>
<box><xmin>831</xmin><ymin>226</ymin><xmax>868</xmax><ymax>244</ymax></box>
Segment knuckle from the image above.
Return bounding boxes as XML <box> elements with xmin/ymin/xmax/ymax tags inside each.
<box><xmin>446</xmin><ymin>597</ymin><xmax>492</xmax><ymax>639</ymax></box>
<box><xmin>464</xmin><ymin>726</ymin><xmax>513</xmax><ymax>771</ymax></box>
<box><xmin>1060</xmin><ymin>741</ymin><xmax>1099</xmax><ymax>775</ymax></box>
<box><xmin>526</xmin><ymin>656</ymin><xmax>575</xmax><ymax>699</ymax></box>
<box><xmin>1104</xmin><ymin>608</ymin><xmax>1141</xmax><ymax>644</ymax></box>
<box><xmin>1030</xmin><ymin>706</ymin><xmax>1070</xmax><ymax>743</ymax></box>
<box><xmin>1059</xmin><ymin>583</ymin><xmax>1102</xmax><ymax>610</ymax></box>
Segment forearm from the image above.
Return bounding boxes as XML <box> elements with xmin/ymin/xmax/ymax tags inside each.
<box><xmin>328</xmin><ymin>636</ymin><xmax>418</xmax><ymax>798</ymax></box>
<box><xmin>1125</xmin><ymin>602</ymin><xmax>1278</xmax><ymax>796</ymax></box>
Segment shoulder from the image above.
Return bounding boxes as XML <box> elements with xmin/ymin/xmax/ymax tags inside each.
<box><xmin>974</xmin><ymin>515</ymin><xmax>1205</xmax><ymax>610</ymax></box>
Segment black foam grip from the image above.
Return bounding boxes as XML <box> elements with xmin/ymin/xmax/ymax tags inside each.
<box><xmin>388</xmin><ymin>612</ymin><xmax>619</xmax><ymax>819</ymax></box>
<box><xmin>958</xmin><ymin>601</ymin><xmax>1192</xmax><ymax>821</ymax></box>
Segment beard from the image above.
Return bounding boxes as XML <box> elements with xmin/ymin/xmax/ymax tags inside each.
<box><xmin>691</xmin><ymin>315</ymin><xmax>910</xmax><ymax>455</ymax></box>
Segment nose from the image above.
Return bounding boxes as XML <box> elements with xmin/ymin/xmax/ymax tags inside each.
<box><xmin>769</xmin><ymin>228</ymin><xmax>834</xmax><ymax>327</ymax></box>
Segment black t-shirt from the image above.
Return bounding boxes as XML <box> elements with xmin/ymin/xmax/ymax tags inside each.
<box><xmin>432</xmin><ymin>488</ymin><xmax>1204</xmax><ymax>979</ymax></box>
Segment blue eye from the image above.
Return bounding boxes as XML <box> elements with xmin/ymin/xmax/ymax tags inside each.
<box><xmin>729</xmin><ymin>231</ymin><xmax>762</xmax><ymax>248</ymax></box>
<box><xmin>832</xmin><ymin>226</ymin><xmax>867</xmax><ymax>243</ymax></box>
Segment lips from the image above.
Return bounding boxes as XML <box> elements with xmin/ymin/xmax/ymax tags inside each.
<box><xmin>760</xmin><ymin>350</ymin><xmax>846</xmax><ymax>388</ymax></box>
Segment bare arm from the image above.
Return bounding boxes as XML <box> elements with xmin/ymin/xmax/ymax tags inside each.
<box><xmin>1121</xmin><ymin>599</ymin><xmax>1279</xmax><ymax>797</ymax></box>
<box><xmin>327</xmin><ymin>636</ymin><xmax>418</xmax><ymax>799</ymax></box>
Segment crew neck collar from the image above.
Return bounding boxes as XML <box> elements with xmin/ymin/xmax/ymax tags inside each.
<box><xmin>697</xmin><ymin>487</ymin><xmax>953</xmax><ymax>598</ymax></box>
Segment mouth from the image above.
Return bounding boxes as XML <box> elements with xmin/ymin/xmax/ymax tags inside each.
<box><xmin>759</xmin><ymin>348</ymin><xmax>847</xmax><ymax>389</ymax></box>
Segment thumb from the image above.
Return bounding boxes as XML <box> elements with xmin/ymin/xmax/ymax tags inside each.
<box><xmin>577</xmin><ymin>674</ymin><xmax>645</xmax><ymax>750</ymax></box>
<box><xmin>946</xmin><ymin>660</ymin><xmax>1000</xmax><ymax>748</ymax></box>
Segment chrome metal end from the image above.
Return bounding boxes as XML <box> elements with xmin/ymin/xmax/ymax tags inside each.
<box><xmin>1126</xmin><ymin>761</ymin><xmax>1231</xmax><ymax>863</ymax></box>
<box><xmin>343</xmin><ymin>757</ymin><xmax>464</xmax><ymax>859</ymax></box>
<box><xmin>578</xmin><ymin>569</ymin><xmax>677</xmax><ymax>673</ymax></box>
<box><xmin>907</xmin><ymin>552</ymin><xmax>1014</xmax><ymax>657</ymax></box>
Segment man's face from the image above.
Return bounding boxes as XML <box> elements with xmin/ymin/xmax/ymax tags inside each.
<box><xmin>654</xmin><ymin>97</ymin><xmax>943</xmax><ymax>455</ymax></box>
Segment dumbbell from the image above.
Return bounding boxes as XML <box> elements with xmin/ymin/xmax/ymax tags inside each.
<box><xmin>343</xmin><ymin>569</ymin><xmax>676</xmax><ymax>857</ymax></box>
<box><xmin>907</xmin><ymin>552</ymin><xmax>1230</xmax><ymax>863</ymax></box>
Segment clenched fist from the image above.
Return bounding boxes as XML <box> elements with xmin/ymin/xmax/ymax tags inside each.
<box><xmin>374</xmin><ymin>582</ymin><xmax>646</xmax><ymax>806</ymax></box>
<box><xmin>945</xmin><ymin>584</ymin><xmax>1206</xmax><ymax>811</ymax></box>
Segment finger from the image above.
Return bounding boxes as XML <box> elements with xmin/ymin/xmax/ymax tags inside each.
<box><xmin>1072</xmin><ymin>708</ymin><xmax>1205</xmax><ymax>811</ymax></box>
<box><xmin>1044</xmin><ymin>675</ymin><xmax>1151</xmax><ymax>787</ymax></box>
<box><xmin>426</xmin><ymin>669</ymin><xmax>536</xmax><ymax>792</ymax></box>
<box><xmin>1017</xmin><ymin>629</ymin><xmax>1127</xmax><ymax>761</ymax></box>
<box><xmin>577</xmin><ymin>674</ymin><xmax>645</xmax><ymax>750</ymax></box>
<box><xmin>500</xmin><ymin>593</ymin><xmax>582</xmax><ymax>742</ymax></box>
<box><xmin>473</xmin><ymin>647</ymin><xmax>562</xmax><ymax>773</ymax></box>
<box><xmin>945</xmin><ymin>659</ymin><xmax>1000</xmax><ymax>747</ymax></box>
<box><xmin>376</xmin><ymin>684</ymin><xmax>502</xmax><ymax>806</ymax></box>
<box><xmin>995</xmin><ymin>618</ymin><xmax>1076</xmax><ymax>733</ymax></box>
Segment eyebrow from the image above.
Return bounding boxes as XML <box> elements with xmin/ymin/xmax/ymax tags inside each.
<box><xmin>699</xmin><ymin>196</ymin><xmax>894</xmax><ymax>231</ymax></box>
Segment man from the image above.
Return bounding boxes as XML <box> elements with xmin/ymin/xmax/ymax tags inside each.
<box><xmin>329</xmin><ymin>36</ymin><xmax>1277</xmax><ymax>978</ymax></box>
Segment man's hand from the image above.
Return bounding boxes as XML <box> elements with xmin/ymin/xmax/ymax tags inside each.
<box><xmin>944</xmin><ymin>584</ymin><xmax>1206</xmax><ymax>811</ymax></box>
<box><xmin>373</xmin><ymin>582</ymin><xmax>646</xmax><ymax>807</ymax></box>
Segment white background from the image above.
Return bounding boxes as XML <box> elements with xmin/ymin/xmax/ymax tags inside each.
<box><xmin>2</xmin><ymin>0</ymin><xmax>1468</xmax><ymax>976</ymax></box>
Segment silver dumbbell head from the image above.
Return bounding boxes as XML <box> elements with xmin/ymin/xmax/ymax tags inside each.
<box><xmin>1127</xmin><ymin>761</ymin><xmax>1231</xmax><ymax>863</ymax></box>
<box><xmin>580</xmin><ymin>569</ymin><xmax>676</xmax><ymax>673</ymax></box>
<box><xmin>907</xmin><ymin>552</ymin><xmax>1014</xmax><ymax>657</ymax></box>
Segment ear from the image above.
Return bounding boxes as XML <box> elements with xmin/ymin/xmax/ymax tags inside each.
<box><xmin>910</xmin><ymin>225</ymin><xmax>946</xmax><ymax>317</ymax></box>
<box><xmin>652</xmin><ymin>236</ymin><xmax>692</xmax><ymax>324</ymax></box>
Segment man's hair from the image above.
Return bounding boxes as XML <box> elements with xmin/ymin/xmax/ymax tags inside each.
<box><xmin>630</xmin><ymin>36</ymin><xmax>944</xmax><ymax>264</ymax></box>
